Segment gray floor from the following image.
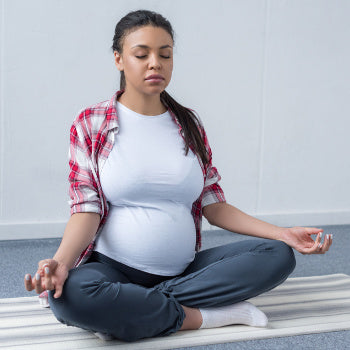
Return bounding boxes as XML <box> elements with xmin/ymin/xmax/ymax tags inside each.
<box><xmin>1</xmin><ymin>224</ymin><xmax>349</xmax><ymax>349</ymax></box>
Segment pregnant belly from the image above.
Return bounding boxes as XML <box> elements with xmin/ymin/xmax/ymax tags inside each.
<box><xmin>94</xmin><ymin>205</ymin><xmax>196</xmax><ymax>275</ymax></box>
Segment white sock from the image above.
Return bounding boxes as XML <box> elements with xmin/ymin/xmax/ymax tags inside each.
<box><xmin>199</xmin><ymin>301</ymin><xmax>268</xmax><ymax>329</ymax></box>
<box><xmin>94</xmin><ymin>332</ymin><xmax>114</xmax><ymax>341</ymax></box>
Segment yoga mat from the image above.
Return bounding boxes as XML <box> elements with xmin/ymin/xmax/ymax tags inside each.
<box><xmin>1</xmin><ymin>273</ymin><xmax>350</xmax><ymax>349</ymax></box>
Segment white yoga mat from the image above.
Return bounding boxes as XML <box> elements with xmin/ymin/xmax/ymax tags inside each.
<box><xmin>1</xmin><ymin>273</ymin><xmax>350</xmax><ymax>349</ymax></box>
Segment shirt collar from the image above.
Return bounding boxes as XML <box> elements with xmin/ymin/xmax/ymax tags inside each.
<box><xmin>106</xmin><ymin>89</ymin><xmax>183</xmax><ymax>133</ymax></box>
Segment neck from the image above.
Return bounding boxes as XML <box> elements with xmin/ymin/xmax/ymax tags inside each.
<box><xmin>117</xmin><ymin>88</ymin><xmax>167</xmax><ymax>116</ymax></box>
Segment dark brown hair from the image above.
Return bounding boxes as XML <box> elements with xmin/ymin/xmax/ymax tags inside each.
<box><xmin>111</xmin><ymin>9</ymin><xmax>209</xmax><ymax>168</ymax></box>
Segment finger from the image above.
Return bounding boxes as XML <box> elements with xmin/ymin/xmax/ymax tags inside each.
<box><xmin>306</xmin><ymin>227</ymin><xmax>324</xmax><ymax>236</ymax></box>
<box><xmin>24</xmin><ymin>274</ymin><xmax>34</xmax><ymax>291</ymax></box>
<box><xmin>317</xmin><ymin>231</ymin><xmax>326</xmax><ymax>251</ymax></box>
<box><xmin>323</xmin><ymin>233</ymin><xmax>332</xmax><ymax>252</ymax></box>
<box><xmin>38</xmin><ymin>260</ymin><xmax>51</xmax><ymax>277</ymax></box>
<box><xmin>316</xmin><ymin>241</ymin><xmax>323</xmax><ymax>254</ymax></box>
<box><xmin>54</xmin><ymin>284</ymin><xmax>63</xmax><ymax>299</ymax></box>
<box><xmin>327</xmin><ymin>233</ymin><xmax>333</xmax><ymax>250</ymax></box>
<box><xmin>322</xmin><ymin>234</ymin><xmax>329</xmax><ymax>252</ymax></box>
<box><xmin>44</xmin><ymin>265</ymin><xmax>54</xmax><ymax>290</ymax></box>
<box><xmin>304</xmin><ymin>232</ymin><xmax>323</xmax><ymax>254</ymax></box>
<box><xmin>314</xmin><ymin>232</ymin><xmax>323</xmax><ymax>251</ymax></box>
<box><xmin>34</xmin><ymin>273</ymin><xmax>44</xmax><ymax>294</ymax></box>
<box><xmin>40</xmin><ymin>260</ymin><xmax>58</xmax><ymax>276</ymax></box>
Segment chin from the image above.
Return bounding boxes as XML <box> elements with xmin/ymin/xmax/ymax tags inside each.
<box><xmin>145</xmin><ymin>87</ymin><xmax>167</xmax><ymax>95</ymax></box>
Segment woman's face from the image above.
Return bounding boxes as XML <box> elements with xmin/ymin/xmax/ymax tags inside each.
<box><xmin>114</xmin><ymin>25</ymin><xmax>174</xmax><ymax>96</ymax></box>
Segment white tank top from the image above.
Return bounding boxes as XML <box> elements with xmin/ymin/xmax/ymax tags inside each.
<box><xmin>94</xmin><ymin>101</ymin><xmax>204</xmax><ymax>275</ymax></box>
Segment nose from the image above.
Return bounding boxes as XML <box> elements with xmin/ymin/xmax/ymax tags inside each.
<box><xmin>148</xmin><ymin>53</ymin><xmax>161</xmax><ymax>70</ymax></box>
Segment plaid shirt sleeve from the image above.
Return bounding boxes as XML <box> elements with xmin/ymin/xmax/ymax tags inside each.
<box><xmin>196</xmin><ymin>113</ymin><xmax>226</xmax><ymax>208</ymax></box>
<box><xmin>68</xmin><ymin>118</ymin><xmax>103</xmax><ymax>216</ymax></box>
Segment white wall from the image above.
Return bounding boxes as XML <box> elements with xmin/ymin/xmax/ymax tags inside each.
<box><xmin>0</xmin><ymin>0</ymin><xmax>349</xmax><ymax>240</ymax></box>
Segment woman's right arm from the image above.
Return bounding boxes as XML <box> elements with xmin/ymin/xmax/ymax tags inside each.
<box><xmin>24</xmin><ymin>212</ymin><xmax>100</xmax><ymax>298</ymax></box>
<box><xmin>53</xmin><ymin>212</ymin><xmax>101</xmax><ymax>269</ymax></box>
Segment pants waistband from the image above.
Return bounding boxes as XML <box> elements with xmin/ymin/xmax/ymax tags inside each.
<box><xmin>88</xmin><ymin>251</ymin><xmax>175</xmax><ymax>287</ymax></box>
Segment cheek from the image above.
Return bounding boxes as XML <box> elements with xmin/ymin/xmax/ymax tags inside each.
<box><xmin>167</xmin><ymin>62</ymin><xmax>173</xmax><ymax>78</ymax></box>
<box><xmin>124</xmin><ymin>60</ymin><xmax>144</xmax><ymax>79</ymax></box>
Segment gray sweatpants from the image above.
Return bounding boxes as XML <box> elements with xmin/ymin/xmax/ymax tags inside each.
<box><xmin>48</xmin><ymin>238</ymin><xmax>296</xmax><ymax>342</ymax></box>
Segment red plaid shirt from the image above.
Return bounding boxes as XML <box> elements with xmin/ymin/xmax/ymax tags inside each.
<box><xmin>69</xmin><ymin>89</ymin><xmax>226</xmax><ymax>267</ymax></box>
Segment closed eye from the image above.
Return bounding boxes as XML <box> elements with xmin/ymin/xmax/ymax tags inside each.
<box><xmin>136</xmin><ymin>55</ymin><xmax>171</xmax><ymax>59</ymax></box>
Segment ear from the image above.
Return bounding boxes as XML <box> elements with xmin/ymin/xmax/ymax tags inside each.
<box><xmin>114</xmin><ymin>51</ymin><xmax>124</xmax><ymax>71</ymax></box>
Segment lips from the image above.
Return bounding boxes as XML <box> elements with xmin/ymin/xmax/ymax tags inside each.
<box><xmin>145</xmin><ymin>74</ymin><xmax>164</xmax><ymax>80</ymax></box>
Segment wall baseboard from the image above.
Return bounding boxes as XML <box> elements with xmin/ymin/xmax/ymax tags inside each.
<box><xmin>254</xmin><ymin>211</ymin><xmax>350</xmax><ymax>228</ymax></box>
<box><xmin>0</xmin><ymin>211</ymin><xmax>349</xmax><ymax>241</ymax></box>
<box><xmin>209</xmin><ymin>210</ymin><xmax>350</xmax><ymax>231</ymax></box>
<box><xmin>0</xmin><ymin>221</ymin><xmax>67</xmax><ymax>240</ymax></box>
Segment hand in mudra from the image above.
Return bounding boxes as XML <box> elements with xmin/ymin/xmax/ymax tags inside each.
<box><xmin>24</xmin><ymin>259</ymin><xmax>69</xmax><ymax>298</ymax></box>
<box><xmin>278</xmin><ymin>226</ymin><xmax>333</xmax><ymax>255</ymax></box>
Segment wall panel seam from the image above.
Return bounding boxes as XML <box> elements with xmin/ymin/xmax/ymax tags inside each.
<box><xmin>0</xmin><ymin>0</ymin><xmax>5</xmax><ymax>220</ymax></box>
<box><xmin>257</xmin><ymin>0</ymin><xmax>270</xmax><ymax>216</ymax></box>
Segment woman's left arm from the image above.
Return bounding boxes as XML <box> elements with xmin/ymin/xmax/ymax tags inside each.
<box><xmin>203</xmin><ymin>202</ymin><xmax>333</xmax><ymax>255</ymax></box>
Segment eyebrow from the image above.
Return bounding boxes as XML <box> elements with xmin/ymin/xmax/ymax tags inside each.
<box><xmin>131</xmin><ymin>44</ymin><xmax>173</xmax><ymax>49</ymax></box>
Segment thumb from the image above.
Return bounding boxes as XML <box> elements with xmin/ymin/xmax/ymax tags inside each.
<box><xmin>305</xmin><ymin>227</ymin><xmax>323</xmax><ymax>236</ymax></box>
<box><xmin>53</xmin><ymin>283</ymin><xmax>63</xmax><ymax>299</ymax></box>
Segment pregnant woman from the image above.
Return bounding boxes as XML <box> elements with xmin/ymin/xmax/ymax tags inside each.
<box><xmin>24</xmin><ymin>9</ymin><xmax>333</xmax><ymax>342</ymax></box>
